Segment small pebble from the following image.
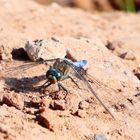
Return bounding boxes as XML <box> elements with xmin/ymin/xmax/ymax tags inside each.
<box><xmin>95</xmin><ymin>134</ymin><xmax>107</xmax><ymax>140</ymax></box>
<box><xmin>105</xmin><ymin>41</ymin><xmax>116</xmax><ymax>51</ymax></box>
<box><xmin>134</xmin><ymin>92</ymin><xmax>140</xmax><ymax>97</ymax></box>
<box><xmin>51</xmin><ymin>99</ymin><xmax>66</xmax><ymax>110</ymax></box>
<box><xmin>37</xmin><ymin>111</ymin><xmax>55</xmax><ymax>131</ymax></box>
<box><xmin>79</xmin><ymin>100</ymin><xmax>89</xmax><ymax>110</ymax></box>
<box><xmin>119</xmin><ymin>51</ymin><xmax>136</xmax><ymax>60</ymax></box>
<box><xmin>76</xmin><ymin>109</ymin><xmax>87</xmax><ymax>118</ymax></box>
<box><xmin>38</xmin><ymin>98</ymin><xmax>51</xmax><ymax>113</ymax></box>
<box><xmin>113</xmin><ymin>103</ymin><xmax>126</xmax><ymax>111</ymax></box>
<box><xmin>51</xmin><ymin>37</ymin><xmax>59</xmax><ymax>42</ymax></box>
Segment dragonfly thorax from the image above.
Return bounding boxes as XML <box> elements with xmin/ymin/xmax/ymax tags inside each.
<box><xmin>46</xmin><ymin>66</ymin><xmax>63</xmax><ymax>84</ymax></box>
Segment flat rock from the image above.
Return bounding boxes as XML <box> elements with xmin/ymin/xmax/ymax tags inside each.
<box><xmin>25</xmin><ymin>38</ymin><xmax>66</xmax><ymax>61</ymax></box>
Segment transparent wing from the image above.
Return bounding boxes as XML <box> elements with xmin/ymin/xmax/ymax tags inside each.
<box><xmin>74</xmin><ymin>66</ymin><xmax>118</xmax><ymax>93</ymax></box>
<box><xmin>1</xmin><ymin>58</ymin><xmax>58</xmax><ymax>75</ymax></box>
<box><xmin>0</xmin><ymin>59</ymin><xmax>55</xmax><ymax>93</ymax></box>
<box><xmin>63</xmin><ymin>59</ymin><xmax>115</xmax><ymax>119</ymax></box>
<box><xmin>5</xmin><ymin>61</ymin><xmax>39</xmax><ymax>73</ymax></box>
<box><xmin>64</xmin><ymin>58</ymin><xmax>118</xmax><ymax>94</ymax></box>
<box><xmin>72</xmin><ymin>60</ymin><xmax>87</xmax><ymax>68</ymax></box>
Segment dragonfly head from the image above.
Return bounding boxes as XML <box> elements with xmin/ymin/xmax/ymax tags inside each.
<box><xmin>46</xmin><ymin>66</ymin><xmax>62</xmax><ymax>84</ymax></box>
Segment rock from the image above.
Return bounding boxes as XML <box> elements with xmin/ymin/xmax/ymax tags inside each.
<box><xmin>0</xmin><ymin>92</ymin><xmax>4</xmax><ymax>102</ymax></box>
<box><xmin>133</xmin><ymin>68</ymin><xmax>140</xmax><ymax>80</ymax></box>
<box><xmin>119</xmin><ymin>51</ymin><xmax>136</xmax><ymax>60</ymax></box>
<box><xmin>37</xmin><ymin>98</ymin><xmax>52</xmax><ymax>113</ymax></box>
<box><xmin>24</xmin><ymin>108</ymin><xmax>38</xmax><ymax>115</ymax></box>
<box><xmin>37</xmin><ymin>111</ymin><xmax>55</xmax><ymax>131</ymax></box>
<box><xmin>105</xmin><ymin>41</ymin><xmax>116</xmax><ymax>51</ymax></box>
<box><xmin>76</xmin><ymin>109</ymin><xmax>87</xmax><ymax>118</ymax></box>
<box><xmin>37</xmin><ymin>109</ymin><xmax>63</xmax><ymax>131</ymax></box>
<box><xmin>30</xmin><ymin>97</ymin><xmax>42</xmax><ymax>108</ymax></box>
<box><xmin>51</xmin><ymin>99</ymin><xmax>66</xmax><ymax>110</ymax></box>
<box><xmin>134</xmin><ymin>73</ymin><xmax>140</xmax><ymax>80</ymax></box>
<box><xmin>25</xmin><ymin>38</ymin><xmax>66</xmax><ymax>61</ymax></box>
<box><xmin>79</xmin><ymin>100</ymin><xmax>89</xmax><ymax>110</ymax></box>
<box><xmin>95</xmin><ymin>134</ymin><xmax>107</xmax><ymax>140</ymax></box>
<box><xmin>0</xmin><ymin>45</ymin><xmax>12</xmax><ymax>61</ymax></box>
<box><xmin>2</xmin><ymin>93</ymin><xmax>24</xmax><ymax>110</ymax></box>
<box><xmin>65</xmin><ymin>92</ymin><xmax>82</xmax><ymax>114</ymax></box>
<box><xmin>134</xmin><ymin>92</ymin><xmax>140</xmax><ymax>97</ymax></box>
<box><xmin>113</xmin><ymin>103</ymin><xmax>126</xmax><ymax>111</ymax></box>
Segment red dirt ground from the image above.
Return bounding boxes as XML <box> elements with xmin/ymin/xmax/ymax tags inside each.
<box><xmin>0</xmin><ymin>0</ymin><xmax>140</xmax><ymax>140</ymax></box>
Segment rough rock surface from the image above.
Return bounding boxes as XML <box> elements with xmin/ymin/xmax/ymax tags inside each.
<box><xmin>0</xmin><ymin>0</ymin><xmax>140</xmax><ymax>140</ymax></box>
<box><xmin>25</xmin><ymin>38</ymin><xmax>66</xmax><ymax>61</ymax></box>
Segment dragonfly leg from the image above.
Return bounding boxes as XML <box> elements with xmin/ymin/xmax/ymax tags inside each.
<box><xmin>41</xmin><ymin>80</ymin><xmax>49</xmax><ymax>87</ymax></box>
<box><xmin>39</xmin><ymin>81</ymin><xmax>54</xmax><ymax>99</ymax></box>
<box><xmin>67</xmin><ymin>75</ymin><xmax>89</xmax><ymax>92</ymax></box>
<box><xmin>39</xmin><ymin>80</ymin><xmax>52</xmax><ymax>93</ymax></box>
<box><xmin>57</xmin><ymin>82</ymin><xmax>68</xmax><ymax>99</ymax></box>
<box><xmin>43</xmin><ymin>82</ymin><xmax>52</xmax><ymax>89</ymax></box>
<box><xmin>67</xmin><ymin>75</ymin><xmax>80</xmax><ymax>89</ymax></box>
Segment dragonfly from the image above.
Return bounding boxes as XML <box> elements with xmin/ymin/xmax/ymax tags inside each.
<box><xmin>40</xmin><ymin>58</ymin><xmax>87</xmax><ymax>94</ymax></box>
<box><xmin>1</xmin><ymin>57</ymin><xmax>115</xmax><ymax>119</ymax></box>
<box><xmin>37</xmin><ymin>58</ymin><xmax>115</xmax><ymax>119</ymax></box>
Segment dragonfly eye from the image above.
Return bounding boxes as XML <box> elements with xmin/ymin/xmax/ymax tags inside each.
<box><xmin>46</xmin><ymin>68</ymin><xmax>62</xmax><ymax>81</ymax></box>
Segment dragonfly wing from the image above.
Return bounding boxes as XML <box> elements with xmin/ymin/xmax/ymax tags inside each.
<box><xmin>71</xmin><ymin>61</ymin><xmax>118</xmax><ymax>94</ymax></box>
<box><xmin>1</xmin><ymin>58</ymin><xmax>58</xmax><ymax>75</ymax></box>
<box><xmin>0</xmin><ymin>61</ymin><xmax>44</xmax><ymax>76</ymax></box>
<box><xmin>72</xmin><ymin>60</ymin><xmax>87</xmax><ymax>68</ymax></box>
<box><xmin>65</xmin><ymin>60</ymin><xmax>115</xmax><ymax>119</ymax></box>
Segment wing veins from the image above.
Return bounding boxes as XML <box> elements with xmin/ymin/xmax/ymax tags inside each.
<box><xmin>65</xmin><ymin>60</ymin><xmax>115</xmax><ymax>119</ymax></box>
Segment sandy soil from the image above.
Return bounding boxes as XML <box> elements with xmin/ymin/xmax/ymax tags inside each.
<box><xmin>0</xmin><ymin>0</ymin><xmax>140</xmax><ymax>140</ymax></box>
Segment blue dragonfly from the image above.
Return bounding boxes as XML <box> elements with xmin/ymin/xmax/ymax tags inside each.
<box><xmin>39</xmin><ymin>58</ymin><xmax>87</xmax><ymax>94</ymax></box>
<box><xmin>39</xmin><ymin>58</ymin><xmax>115</xmax><ymax>119</ymax></box>
<box><xmin>2</xmin><ymin>57</ymin><xmax>115</xmax><ymax>119</ymax></box>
